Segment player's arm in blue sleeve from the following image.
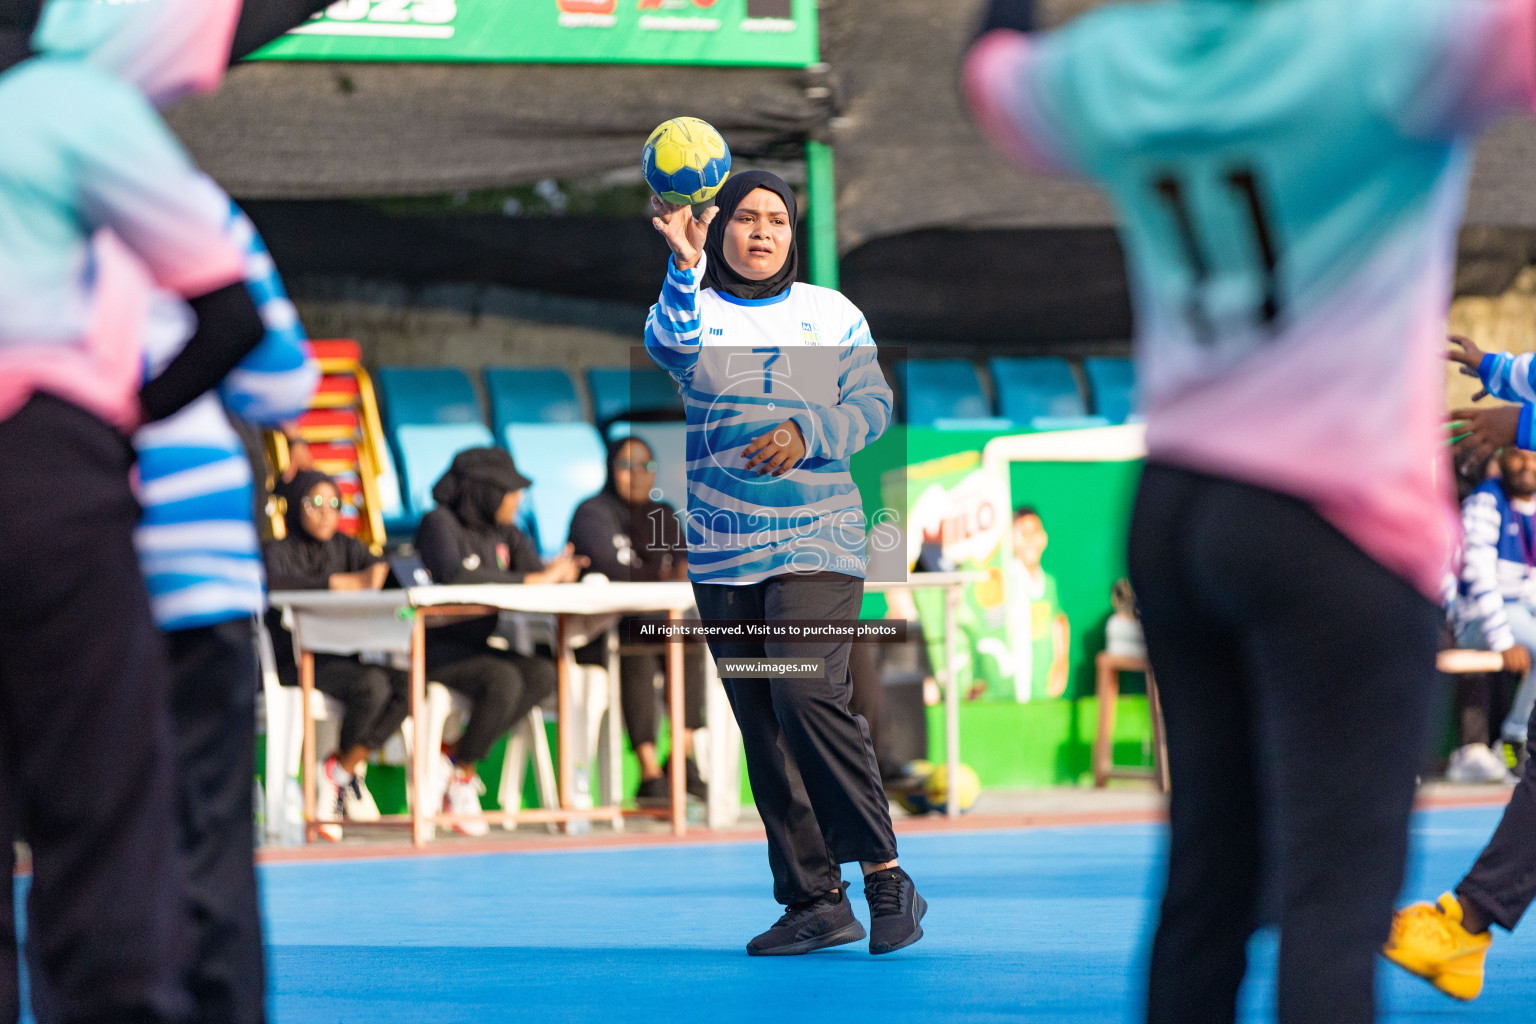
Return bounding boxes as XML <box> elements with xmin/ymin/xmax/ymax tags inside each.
<box><xmin>1478</xmin><ymin>350</ymin><xmax>1536</xmax><ymax>405</ymax></box>
<box><xmin>644</xmin><ymin>253</ymin><xmax>707</xmax><ymax>387</ymax></box>
<box><xmin>788</xmin><ymin>315</ymin><xmax>893</xmax><ymax>462</ymax></box>
<box><xmin>217</xmin><ymin>204</ymin><xmax>319</xmax><ymax>425</ymax></box>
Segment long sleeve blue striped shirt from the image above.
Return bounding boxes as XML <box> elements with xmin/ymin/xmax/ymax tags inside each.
<box><xmin>133</xmin><ymin>186</ymin><xmax>318</xmax><ymax>631</ymax></box>
<box><xmin>1455</xmin><ymin>480</ymin><xmax>1536</xmax><ymax>652</ymax></box>
<box><xmin>644</xmin><ymin>254</ymin><xmax>892</xmax><ymax>584</ymax></box>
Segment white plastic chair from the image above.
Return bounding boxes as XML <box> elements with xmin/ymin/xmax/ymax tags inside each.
<box><xmin>255</xmin><ymin>621</ymin><xmax>346</xmax><ymax>842</ymax></box>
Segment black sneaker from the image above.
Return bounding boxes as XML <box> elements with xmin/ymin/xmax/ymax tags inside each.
<box><xmin>746</xmin><ymin>885</ymin><xmax>866</xmax><ymax>956</ymax></box>
<box><xmin>635</xmin><ymin>775</ymin><xmax>670</xmax><ymax>807</ymax></box>
<box><xmin>864</xmin><ymin>867</ymin><xmax>927</xmax><ymax>954</ymax></box>
<box><xmin>664</xmin><ymin>756</ymin><xmax>709</xmax><ymax>803</ymax></box>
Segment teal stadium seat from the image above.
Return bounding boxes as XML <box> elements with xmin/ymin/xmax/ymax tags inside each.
<box><xmin>375</xmin><ymin>367</ymin><xmax>494</xmax><ymax>523</ymax></box>
<box><xmin>371</xmin><ymin>435</ymin><xmax>412</xmax><ymax>536</ymax></box>
<box><xmin>375</xmin><ymin>366</ymin><xmax>482</xmax><ymax>426</ymax></box>
<box><xmin>586</xmin><ymin>366</ymin><xmax>683</xmax><ymax>425</ymax></box>
<box><xmin>989</xmin><ymin>357</ymin><xmax>1088</xmax><ymax>423</ymax></box>
<box><xmin>484</xmin><ymin>367</ymin><xmax>583</xmax><ymax>429</ymax></box>
<box><xmin>503</xmin><ymin>423</ymin><xmax>609</xmax><ymax>560</ymax></box>
<box><xmin>609</xmin><ymin>421</ymin><xmax>689</xmax><ymax>518</ymax></box>
<box><xmin>1083</xmin><ymin>356</ymin><xmax>1138</xmax><ymax>425</ymax></box>
<box><xmin>896</xmin><ymin>359</ymin><xmax>994</xmax><ymax>427</ymax></box>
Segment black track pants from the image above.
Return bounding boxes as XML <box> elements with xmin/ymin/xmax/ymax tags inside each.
<box><xmin>429</xmin><ymin>645</ymin><xmax>556</xmax><ymax>764</ymax></box>
<box><xmin>693</xmin><ymin>572</ymin><xmax>897</xmax><ymax>906</ymax></box>
<box><xmin>312</xmin><ymin>657</ymin><xmax>410</xmax><ymax>754</ymax></box>
<box><xmin>0</xmin><ymin>396</ymin><xmax>190</xmax><ymax>1024</ymax></box>
<box><xmin>1458</xmin><ymin>697</ymin><xmax>1536</xmax><ymax>931</ymax></box>
<box><xmin>166</xmin><ymin>620</ymin><xmax>266</xmax><ymax>1024</ymax></box>
<box><xmin>1130</xmin><ymin>463</ymin><xmax>1440</xmax><ymax>1024</ymax></box>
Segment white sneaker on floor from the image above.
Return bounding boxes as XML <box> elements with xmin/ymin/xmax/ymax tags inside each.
<box><xmin>317</xmin><ymin>757</ymin><xmax>344</xmax><ymax>822</ymax></box>
<box><xmin>1446</xmin><ymin>743</ymin><xmax>1511</xmax><ymax>784</ymax></box>
<box><xmin>445</xmin><ymin>771</ymin><xmax>490</xmax><ymax>837</ymax></box>
<box><xmin>341</xmin><ymin>763</ymin><xmax>382</xmax><ymax>822</ymax></box>
<box><xmin>422</xmin><ymin>752</ymin><xmax>453</xmax><ymax>824</ymax></box>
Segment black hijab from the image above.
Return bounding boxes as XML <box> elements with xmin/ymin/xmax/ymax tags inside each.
<box><xmin>432</xmin><ymin>447</ymin><xmax>532</xmax><ymax>532</ymax></box>
<box><xmin>702</xmin><ymin>170</ymin><xmax>800</xmax><ymax>302</ymax></box>
<box><xmin>603</xmin><ymin>436</ymin><xmax>657</xmax><ymax>503</ymax></box>
<box><xmin>278</xmin><ymin>469</ymin><xmax>337</xmax><ymax>542</ymax></box>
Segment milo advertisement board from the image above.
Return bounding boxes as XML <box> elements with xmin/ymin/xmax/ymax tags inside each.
<box><xmin>886</xmin><ymin>427</ymin><xmax>1145</xmax><ymax>704</ymax></box>
<box><xmin>885</xmin><ymin>451</ymin><xmax>1022</xmax><ymax>701</ymax></box>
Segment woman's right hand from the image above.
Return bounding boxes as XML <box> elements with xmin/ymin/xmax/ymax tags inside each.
<box><xmin>651</xmin><ymin>195</ymin><xmax>716</xmax><ymax>271</ymax></box>
<box><xmin>527</xmin><ymin>544</ymin><xmax>588</xmax><ymax>585</ymax></box>
<box><xmin>1448</xmin><ymin>335</ymin><xmax>1490</xmax><ymax>402</ymax></box>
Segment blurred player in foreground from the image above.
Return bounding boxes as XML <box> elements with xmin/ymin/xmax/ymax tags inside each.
<box><xmin>0</xmin><ymin>1</ymin><xmax>325</xmax><ymax>1020</ymax></box>
<box><xmin>964</xmin><ymin>1</ymin><xmax>1536</xmax><ymax>1021</ymax></box>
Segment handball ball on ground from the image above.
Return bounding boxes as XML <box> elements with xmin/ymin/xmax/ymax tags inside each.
<box><xmin>924</xmin><ymin>763</ymin><xmax>981</xmax><ymax>814</ymax></box>
<box><xmin>643</xmin><ymin>117</ymin><xmax>732</xmax><ymax>206</ymax></box>
<box><xmin>894</xmin><ymin>759</ymin><xmax>935</xmax><ymax>815</ymax></box>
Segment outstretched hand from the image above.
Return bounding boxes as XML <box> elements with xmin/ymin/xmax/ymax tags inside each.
<box><xmin>1448</xmin><ymin>334</ymin><xmax>1489</xmax><ymax>402</ymax></box>
<box><xmin>651</xmin><ymin>195</ymin><xmax>717</xmax><ymax>271</ymax></box>
<box><xmin>1450</xmin><ymin>403</ymin><xmax>1522</xmax><ymax>465</ymax></box>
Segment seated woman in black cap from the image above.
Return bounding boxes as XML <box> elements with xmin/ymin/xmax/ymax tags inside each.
<box><xmin>415</xmin><ymin>447</ymin><xmax>585</xmax><ymax>836</ymax></box>
<box><xmin>263</xmin><ymin>469</ymin><xmax>408</xmax><ymax>829</ymax></box>
<box><xmin>569</xmin><ymin>436</ymin><xmax>707</xmax><ymax>805</ymax></box>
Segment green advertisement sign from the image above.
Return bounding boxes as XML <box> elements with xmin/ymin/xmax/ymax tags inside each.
<box><xmin>255</xmin><ymin>0</ymin><xmax>819</xmax><ymax>67</ymax></box>
<box><xmin>879</xmin><ymin>427</ymin><xmax>1144</xmax><ymax>704</ymax></box>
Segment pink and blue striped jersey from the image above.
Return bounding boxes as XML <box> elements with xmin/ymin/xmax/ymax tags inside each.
<box><xmin>0</xmin><ymin>0</ymin><xmax>245</xmax><ymax>430</ymax></box>
<box><xmin>966</xmin><ymin>0</ymin><xmax>1536</xmax><ymax>597</ymax></box>
<box><xmin>645</xmin><ymin>254</ymin><xmax>893</xmax><ymax>584</ymax></box>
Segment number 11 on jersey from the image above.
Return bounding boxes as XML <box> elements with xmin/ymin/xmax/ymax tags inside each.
<box><xmin>1152</xmin><ymin>166</ymin><xmax>1283</xmax><ymax>346</ymax></box>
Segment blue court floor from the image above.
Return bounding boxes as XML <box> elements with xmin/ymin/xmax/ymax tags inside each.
<box><xmin>13</xmin><ymin>804</ymin><xmax>1536</xmax><ymax>1022</ymax></box>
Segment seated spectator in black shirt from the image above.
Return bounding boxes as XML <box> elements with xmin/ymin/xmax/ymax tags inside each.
<box><xmin>263</xmin><ymin>470</ymin><xmax>407</xmax><ymax>827</ymax></box>
<box><xmin>415</xmin><ymin>447</ymin><xmax>583</xmax><ymax>835</ymax></box>
<box><xmin>569</xmin><ymin>437</ymin><xmax>707</xmax><ymax>805</ymax></box>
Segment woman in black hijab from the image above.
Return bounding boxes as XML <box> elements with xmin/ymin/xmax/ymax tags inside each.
<box><xmin>414</xmin><ymin>447</ymin><xmax>583</xmax><ymax>836</ymax></box>
<box><xmin>263</xmin><ymin>470</ymin><xmax>407</xmax><ymax>827</ymax></box>
<box><xmin>647</xmin><ymin>167</ymin><xmax>918</xmax><ymax>956</ymax></box>
<box><xmin>569</xmin><ymin>437</ymin><xmax>707</xmax><ymax>804</ymax></box>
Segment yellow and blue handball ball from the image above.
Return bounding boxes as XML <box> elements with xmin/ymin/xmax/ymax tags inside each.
<box><xmin>643</xmin><ymin>117</ymin><xmax>732</xmax><ymax>206</ymax></box>
<box><xmin>924</xmin><ymin>762</ymin><xmax>982</xmax><ymax>814</ymax></box>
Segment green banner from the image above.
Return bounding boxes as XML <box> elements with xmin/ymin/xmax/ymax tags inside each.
<box><xmin>255</xmin><ymin>0</ymin><xmax>818</xmax><ymax>67</ymax></box>
<box><xmin>878</xmin><ymin>427</ymin><xmax>1144</xmax><ymax>704</ymax></box>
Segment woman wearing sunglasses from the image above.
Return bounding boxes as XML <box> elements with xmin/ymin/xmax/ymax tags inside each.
<box><xmin>570</xmin><ymin>436</ymin><xmax>706</xmax><ymax>806</ymax></box>
<box><xmin>262</xmin><ymin>469</ymin><xmax>405</xmax><ymax>832</ymax></box>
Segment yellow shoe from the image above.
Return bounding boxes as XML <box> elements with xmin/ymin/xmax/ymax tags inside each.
<box><xmin>1383</xmin><ymin>893</ymin><xmax>1492</xmax><ymax>1001</ymax></box>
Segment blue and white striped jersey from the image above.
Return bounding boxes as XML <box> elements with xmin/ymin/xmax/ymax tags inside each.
<box><xmin>133</xmin><ymin>184</ymin><xmax>318</xmax><ymax>632</ymax></box>
<box><xmin>1455</xmin><ymin>480</ymin><xmax>1536</xmax><ymax>652</ymax></box>
<box><xmin>645</xmin><ymin>254</ymin><xmax>893</xmax><ymax>584</ymax></box>
<box><xmin>1478</xmin><ymin>350</ymin><xmax>1536</xmax><ymax>449</ymax></box>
